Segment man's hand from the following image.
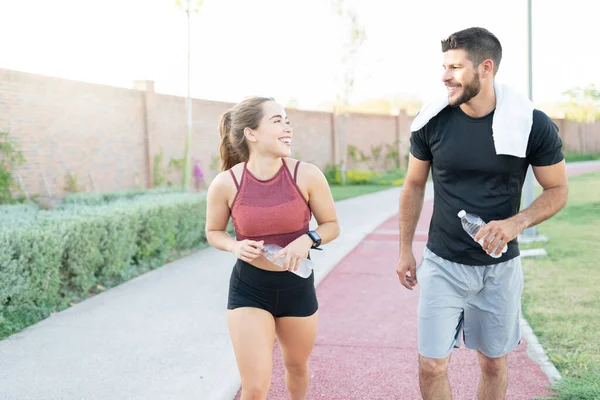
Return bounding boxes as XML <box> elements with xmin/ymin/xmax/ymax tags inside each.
<box><xmin>397</xmin><ymin>251</ymin><xmax>418</xmax><ymax>290</ymax></box>
<box><xmin>474</xmin><ymin>217</ymin><xmax>523</xmax><ymax>257</ymax></box>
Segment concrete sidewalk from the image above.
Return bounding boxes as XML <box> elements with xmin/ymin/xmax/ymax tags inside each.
<box><xmin>0</xmin><ymin>182</ymin><xmax>433</xmax><ymax>400</ymax></box>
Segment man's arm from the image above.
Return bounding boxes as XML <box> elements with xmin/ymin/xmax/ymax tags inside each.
<box><xmin>513</xmin><ymin>161</ymin><xmax>568</xmax><ymax>229</ymax></box>
<box><xmin>397</xmin><ymin>154</ymin><xmax>431</xmax><ymax>290</ymax></box>
<box><xmin>400</xmin><ymin>155</ymin><xmax>431</xmax><ymax>252</ymax></box>
<box><xmin>477</xmin><ymin>160</ymin><xmax>568</xmax><ymax>256</ymax></box>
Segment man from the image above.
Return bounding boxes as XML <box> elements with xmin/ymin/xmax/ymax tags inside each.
<box><xmin>397</xmin><ymin>27</ymin><xmax>568</xmax><ymax>400</ymax></box>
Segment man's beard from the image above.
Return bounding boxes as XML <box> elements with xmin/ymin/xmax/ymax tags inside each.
<box><xmin>448</xmin><ymin>72</ymin><xmax>481</xmax><ymax>107</ymax></box>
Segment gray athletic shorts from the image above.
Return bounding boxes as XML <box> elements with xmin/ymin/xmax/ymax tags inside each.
<box><xmin>417</xmin><ymin>247</ymin><xmax>524</xmax><ymax>359</ymax></box>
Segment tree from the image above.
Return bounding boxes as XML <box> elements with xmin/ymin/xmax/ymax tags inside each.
<box><xmin>176</xmin><ymin>0</ymin><xmax>204</xmax><ymax>190</ymax></box>
<box><xmin>0</xmin><ymin>131</ymin><xmax>26</xmax><ymax>203</ymax></box>
<box><xmin>286</xmin><ymin>97</ymin><xmax>300</xmax><ymax>109</ymax></box>
<box><xmin>562</xmin><ymin>83</ymin><xmax>600</xmax><ymax>123</ymax></box>
<box><xmin>331</xmin><ymin>0</ymin><xmax>366</xmax><ymax>184</ymax></box>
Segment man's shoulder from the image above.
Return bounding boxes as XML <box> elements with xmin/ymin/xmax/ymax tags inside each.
<box><xmin>530</xmin><ymin>109</ymin><xmax>559</xmax><ymax>139</ymax></box>
<box><xmin>532</xmin><ymin>108</ymin><xmax>556</xmax><ymax>128</ymax></box>
<box><xmin>414</xmin><ymin>106</ymin><xmax>454</xmax><ymax>135</ymax></box>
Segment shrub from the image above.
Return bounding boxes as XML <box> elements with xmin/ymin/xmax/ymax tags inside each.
<box><xmin>0</xmin><ymin>191</ymin><xmax>209</xmax><ymax>339</ymax></box>
<box><xmin>60</xmin><ymin>187</ymin><xmax>183</xmax><ymax>207</ymax></box>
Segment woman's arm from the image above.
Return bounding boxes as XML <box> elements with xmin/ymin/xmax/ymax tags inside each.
<box><xmin>274</xmin><ymin>163</ymin><xmax>340</xmax><ymax>271</ymax></box>
<box><xmin>305</xmin><ymin>163</ymin><xmax>340</xmax><ymax>246</ymax></box>
<box><xmin>205</xmin><ymin>172</ymin><xmax>263</xmax><ymax>262</ymax></box>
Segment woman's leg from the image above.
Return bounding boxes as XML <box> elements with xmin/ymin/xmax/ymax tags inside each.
<box><xmin>227</xmin><ymin>307</ymin><xmax>276</xmax><ymax>400</ymax></box>
<box><xmin>275</xmin><ymin>312</ymin><xmax>319</xmax><ymax>400</ymax></box>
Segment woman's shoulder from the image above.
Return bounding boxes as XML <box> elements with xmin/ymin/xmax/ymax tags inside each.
<box><xmin>209</xmin><ymin>164</ymin><xmax>243</xmax><ymax>190</ymax></box>
<box><xmin>282</xmin><ymin>157</ymin><xmax>323</xmax><ymax>179</ymax></box>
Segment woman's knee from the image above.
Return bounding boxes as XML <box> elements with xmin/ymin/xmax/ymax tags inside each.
<box><xmin>419</xmin><ymin>355</ymin><xmax>449</xmax><ymax>379</ymax></box>
<box><xmin>241</xmin><ymin>379</ymin><xmax>271</xmax><ymax>400</ymax></box>
<box><xmin>284</xmin><ymin>360</ymin><xmax>309</xmax><ymax>377</ymax></box>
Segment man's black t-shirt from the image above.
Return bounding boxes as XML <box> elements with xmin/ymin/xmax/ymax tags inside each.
<box><xmin>410</xmin><ymin>106</ymin><xmax>564</xmax><ymax>266</ymax></box>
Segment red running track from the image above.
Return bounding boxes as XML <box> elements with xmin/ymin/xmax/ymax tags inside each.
<box><xmin>236</xmin><ymin>163</ymin><xmax>600</xmax><ymax>399</ymax></box>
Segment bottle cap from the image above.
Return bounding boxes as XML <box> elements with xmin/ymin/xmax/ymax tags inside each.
<box><xmin>457</xmin><ymin>210</ymin><xmax>466</xmax><ymax>218</ymax></box>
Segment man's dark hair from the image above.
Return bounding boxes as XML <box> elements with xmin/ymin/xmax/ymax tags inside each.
<box><xmin>441</xmin><ymin>27</ymin><xmax>502</xmax><ymax>74</ymax></box>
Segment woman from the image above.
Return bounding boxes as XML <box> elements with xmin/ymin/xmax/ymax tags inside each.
<box><xmin>205</xmin><ymin>96</ymin><xmax>340</xmax><ymax>400</ymax></box>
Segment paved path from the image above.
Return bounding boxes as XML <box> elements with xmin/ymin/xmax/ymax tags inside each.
<box><xmin>260</xmin><ymin>200</ymin><xmax>550</xmax><ymax>399</ymax></box>
<box><xmin>0</xmin><ymin>181</ymin><xmax>420</xmax><ymax>400</ymax></box>
<box><xmin>1</xmin><ymin>161</ymin><xmax>598</xmax><ymax>399</ymax></box>
<box><xmin>257</xmin><ymin>160</ymin><xmax>600</xmax><ymax>399</ymax></box>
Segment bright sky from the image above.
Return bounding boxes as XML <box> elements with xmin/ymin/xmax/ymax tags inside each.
<box><xmin>1</xmin><ymin>0</ymin><xmax>597</xmax><ymax>110</ymax></box>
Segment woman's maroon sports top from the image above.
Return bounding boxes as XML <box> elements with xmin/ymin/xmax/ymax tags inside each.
<box><xmin>229</xmin><ymin>159</ymin><xmax>311</xmax><ymax>248</ymax></box>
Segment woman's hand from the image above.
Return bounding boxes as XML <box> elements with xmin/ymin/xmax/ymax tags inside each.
<box><xmin>231</xmin><ymin>240</ymin><xmax>264</xmax><ymax>262</ymax></box>
<box><xmin>273</xmin><ymin>235</ymin><xmax>314</xmax><ymax>272</ymax></box>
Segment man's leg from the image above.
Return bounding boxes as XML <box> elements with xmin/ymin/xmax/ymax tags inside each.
<box><xmin>417</xmin><ymin>248</ymin><xmax>470</xmax><ymax>400</ymax></box>
<box><xmin>419</xmin><ymin>354</ymin><xmax>452</xmax><ymax>400</ymax></box>
<box><xmin>477</xmin><ymin>352</ymin><xmax>508</xmax><ymax>400</ymax></box>
<box><xmin>464</xmin><ymin>256</ymin><xmax>523</xmax><ymax>400</ymax></box>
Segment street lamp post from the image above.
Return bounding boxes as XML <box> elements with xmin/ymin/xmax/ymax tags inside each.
<box><xmin>177</xmin><ymin>0</ymin><xmax>203</xmax><ymax>190</ymax></box>
<box><xmin>520</xmin><ymin>0</ymin><xmax>547</xmax><ymax>245</ymax></box>
<box><xmin>183</xmin><ymin>0</ymin><xmax>193</xmax><ymax>191</ymax></box>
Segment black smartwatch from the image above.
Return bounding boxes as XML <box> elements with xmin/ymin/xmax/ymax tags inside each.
<box><xmin>306</xmin><ymin>230</ymin><xmax>323</xmax><ymax>250</ymax></box>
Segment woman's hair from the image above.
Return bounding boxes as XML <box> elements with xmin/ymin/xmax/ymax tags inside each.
<box><xmin>219</xmin><ymin>96</ymin><xmax>274</xmax><ymax>171</ymax></box>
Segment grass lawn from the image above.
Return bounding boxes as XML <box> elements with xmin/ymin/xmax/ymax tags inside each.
<box><xmin>328</xmin><ymin>169</ymin><xmax>404</xmax><ymax>201</ymax></box>
<box><xmin>564</xmin><ymin>152</ymin><xmax>600</xmax><ymax>163</ymax></box>
<box><xmin>520</xmin><ymin>171</ymin><xmax>600</xmax><ymax>399</ymax></box>
<box><xmin>330</xmin><ymin>184</ymin><xmax>394</xmax><ymax>201</ymax></box>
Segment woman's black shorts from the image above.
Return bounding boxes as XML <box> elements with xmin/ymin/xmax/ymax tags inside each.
<box><xmin>227</xmin><ymin>259</ymin><xmax>318</xmax><ymax>318</ymax></box>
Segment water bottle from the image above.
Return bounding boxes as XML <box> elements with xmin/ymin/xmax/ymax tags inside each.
<box><xmin>457</xmin><ymin>210</ymin><xmax>508</xmax><ymax>259</ymax></box>
<box><xmin>262</xmin><ymin>244</ymin><xmax>314</xmax><ymax>278</ymax></box>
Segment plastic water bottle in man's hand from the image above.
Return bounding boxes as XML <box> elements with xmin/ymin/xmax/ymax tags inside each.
<box><xmin>457</xmin><ymin>210</ymin><xmax>508</xmax><ymax>258</ymax></box>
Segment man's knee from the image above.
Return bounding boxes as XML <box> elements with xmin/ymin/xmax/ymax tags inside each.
<box><xmin>419</xmin><ymin>355</ymin><xmax>450</xmax><ymax>379</ymax></box>
<box><xmin>478</xmin><ymin>353</ymin><xmax>507</xmax><ymax>378</ymax></box>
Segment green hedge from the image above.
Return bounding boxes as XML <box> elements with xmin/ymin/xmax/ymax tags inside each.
<box><xmin>0</xmin><ymin>191</ymin><xmax>212</xmax><ymax>339</ymax></box>
<box><xmin>323</xmin><ymin>164</ymin><xmax>405</xmax><ymax>186</ymax></box>
<box><xmin>60</xmin><ymin>187</ymin><xmax>183</xmax><ymax>207</ymax></box>
<box><xmin>0</xmin><ymin>224</ymin><xmax>64</xmax><ymax>336</ymax></box>
<box><xmin>0</xmin><ymin>203</ymin><xmax>40</xmax><ymax>221</ymax></box>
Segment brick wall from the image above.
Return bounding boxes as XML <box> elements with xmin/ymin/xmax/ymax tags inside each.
<box><xmin>556</xmin><ymin>119</ymin><xmax>600</xmax><ymax>153</ymax></box>
<box><xmin>340</xmin><ymin>112</ymin><xmax>398</xmax><ymax>170</ymax></box>
<box><xmin>1</xmin><ymin>68</ymin><xmax>598</xmax><ymax>200</ymax></box>
<box><xmin>286</xmin><ymin>108</ymin><xmax>334</xmax><ymax>170</ymax></box>
<box><xmin>1</xmin><ymin>69</ymin><xmax>147</xmax><ymax>198</ymax></box>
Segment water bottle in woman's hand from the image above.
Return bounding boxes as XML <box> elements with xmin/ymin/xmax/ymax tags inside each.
<box><xmin>457</xmin><ymin>210</ymin><xmax>508</xmax><ymax>258</ymax></box>
<box><xmin>262</xmin><ymin>244</ymin><xmax>313</xmax><ymax>278</ymax></box>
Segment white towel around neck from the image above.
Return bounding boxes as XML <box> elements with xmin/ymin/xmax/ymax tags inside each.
<box><xmin>410</xmin><ymin>82</ymin><xmax>533</xmax><ymax>158</ymax></box>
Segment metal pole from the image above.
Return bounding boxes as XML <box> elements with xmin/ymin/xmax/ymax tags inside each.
<box><xmin>527</xmin><ymin>0</ymin><xmax>533</xmax><ymax>103</ymax></box>
<box><xmin>521</xmin><ymin>0</ymin><xmax>537</xmax><ymax>237</ymax></box>
<box><xmin>41</xmin><ymin>171</ymin><xmax>53</xmax><ymax>198</ymax></box>
<box><xmin>183</xmin><ymin>0</ymin><xmax>193</xmax><ymax>190</ymax></box>
<box><xmin>16</xmin><ymin>173</ymin><xmax>29</xmax><ymax>200</ymax></box>
<box><xmin>88</xmin><ymin>172</ymin><xmax>96</xmax><ymax>192</ymax></box>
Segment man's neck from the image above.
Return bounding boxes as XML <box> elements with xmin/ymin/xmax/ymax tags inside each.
<box><xmin>459</xmin><ymin>83</ymin><xmax>496</xmax><ymax>118</ymax></box>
